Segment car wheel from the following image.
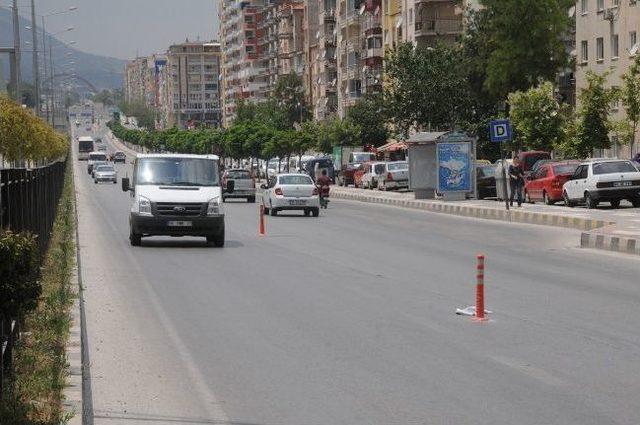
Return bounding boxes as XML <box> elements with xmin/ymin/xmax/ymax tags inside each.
<box><xmin>94</xmin><ymin>179</ymin><xmax>98</xmax><ymax>184</ymax></box>
<box><xmin>248</xmin><ymin>196</ymin><xmax>256</xmax><ymax>203</ymax></box>
<box><xmin>129</xmin><ymin>229</ymin><xmax>142</xmax><ymax>246</ymax></box>
<box><xmin>563</xmin><ymin>191</ymin><xmax>575</xmax><ymax>207</ymax></box>
<box><xmin>270</xmin><ymin>206</ymin><xmax>278</xmax><ymax>216</ymax></box>
<box><xmin>311</xmin><ymin>208</ymin><xmax>320</xmax><ymax>217</ymax></box>
<box><xmin>632</xmin><ymin>198</ymin><xmax>640</xmax><ymax>208</ymax></box>
<box><xmin>543</xmin><ymin>191</ymin><xmax>554</xmax><ymax>205</ymax></box>
<box><xmin>206</xmin><ymin>225</ymin><xmax>225</xmax><ymax>247</ymax></box>
<box><xmin>585</xmin><ymin>192</ymin><xmax>598</xmax><ymax>209</ymax></box>
<box><xmin>304</xmin><ymin>209</ymin><xmax>310</xmax><ymax>216</ymax></box>
<box><xmin>113</xmin><ymin>180</ymin><xmax>117</xmax><ymax>184</ymax></box>
<box><xmin>610</xmin><ymin>199</ymin><xmax>621</xmax><ymax>208</ymax></box>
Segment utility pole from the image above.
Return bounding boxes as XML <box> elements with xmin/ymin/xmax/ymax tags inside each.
<box><xmin>50</xmin><ymin>38</ymin><xmax>55</xmax><ymax>127</ymax></box>
<box><xmin>12</xmin><ymin>0</ymin><xmax>22</xmax><ymax>104</ymax></box>
<box><xmin>31</xmin><ymin>0</ymin><xmax>40</xmax><ymax>115</ymax></box>
<box><xmin>41</xmin><ymin>16</ymin><xmax>49</xmax><ymax>123</ymax></box>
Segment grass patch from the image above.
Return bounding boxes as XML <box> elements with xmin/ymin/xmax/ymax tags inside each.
<box><xmin>0</xmin><ymin>160</ymin><xmax>77</xmax><ymax>424</ymax></box>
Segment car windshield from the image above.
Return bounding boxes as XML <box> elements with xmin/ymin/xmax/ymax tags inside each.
<box><xmin>227</xmin><ymin>170</ymin><xmax>251</xmax><ymax>179</ymax></box>
<box><xmin>352</xmin><ymin>153</ymin><xmax>374</xmax><ymax>163</ymax></box>
<box><xmin>96</xmin><ymin>166</ymin><xmax>114</xmax><ymax>172</ymax></box>
<box><xmin>89</xmin><ymin>154</ymin><xmax>107</xmax><ymax>161</ymax></box>
<box><xmin>523</xmin><ymin>154</ymin><xmax>550</xmax><ymax>169</ymax></box>
<box><xmin>135</xmin><ymin>157</ymin><xmax>220</xmax><ymax>186</ymax></box>
<box><xmin>279</xmin><ymin>175</ymin><xmax>313</xmax><ymax>185</ymax></box>
<box><xmin>553</xmin><ymin>164</ymin><xmax>579</xmax><ymax>175</ymax></box>
<box><xmin>593</xmin><ymin>161</ymin><xmax>638</xmax><ymax>175</ymax></box>
<box><xmin>388</xmin><ymin>162</ymin><xmax>408</xmax><ymax>171</ymax></box>
<box><xmin>478</xmin><ymin>165</ymin><xmax>497</xmax><ymax>177</ymax></box>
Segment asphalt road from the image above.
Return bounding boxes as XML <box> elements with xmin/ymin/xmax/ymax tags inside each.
<box><xmin>74</xmin><ymin>122</ymin><xmax>640</xmax><ymax>425</ymax></box>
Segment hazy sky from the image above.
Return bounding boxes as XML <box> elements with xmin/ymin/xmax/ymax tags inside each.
<box><xmin>20</xmin><ymin>0</ymin><xmax>219</xmax><ymax>60</ymax></box>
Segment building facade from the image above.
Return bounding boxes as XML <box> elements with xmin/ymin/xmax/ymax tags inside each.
<box><xmin>165</xmin><ymin>40</ymin><xmax>222</xmax><ymax>128</ymax></box>
<box><xmin>576</xmin><ymin>0</ymin><xmax>640</xmax><ymax>157</ymax></box>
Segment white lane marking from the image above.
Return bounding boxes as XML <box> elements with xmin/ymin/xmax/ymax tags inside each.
<box><xmin>490</xmin><ymin>355</ymin><xmax>567</xmax><ymax>387</ymax></box>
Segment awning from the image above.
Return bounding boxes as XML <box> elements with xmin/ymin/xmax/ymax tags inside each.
<box><xmin>378</xmin><ymin>141</ymin><xmax>407</xmax><ymax>152</ymax></box>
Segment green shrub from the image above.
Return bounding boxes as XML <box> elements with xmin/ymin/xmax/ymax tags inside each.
<box><xmin>0</xmin><ymin>231</ymin><xmax>40</xmax><ymax>319</ymax></box>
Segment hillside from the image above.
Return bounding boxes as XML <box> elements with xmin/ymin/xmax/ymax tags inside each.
<box><xmin>0</xmin><ymin>8</ymin><xmax>124</xmax><ymax>90</ymax></box>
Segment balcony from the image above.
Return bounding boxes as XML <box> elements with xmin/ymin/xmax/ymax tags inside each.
<box><xmin>321</xmin><ymin>8</ymin><xmax>336</xmax><ymax>21</ymax></box>
<box><xmin>414</xmin><ymin>17</ymin><xmax>462</xmax><ymax>37</ymax></box>
<box><xmin>362</xmin><ymin>47</ymin><xmax>383</xmax><ymax>59</ymax></box>
<box><xmin>344</xmin><ymin>9</ymin><xmax>360</xmax><ymax>26</ymax></box>
<box><xmin>362</xmin><ymin>16</ymin><xmax>382</xmax><ymax>32</ymax></box>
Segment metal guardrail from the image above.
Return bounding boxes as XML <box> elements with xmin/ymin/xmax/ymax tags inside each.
<box><xmin>0</xmin><ymin>319</ymin><xmax>18</xmax><ymax>401</ymax></box>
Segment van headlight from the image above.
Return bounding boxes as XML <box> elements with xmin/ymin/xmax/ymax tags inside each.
<box><xmin>207</xmin><ymin>197</ymin><xmax>223</xmax><ymax>215</ymax></box>
<box><xmin>138</xmin><ymin>196</ymin><xmax>152</xmax><ymax>215</ymax></box>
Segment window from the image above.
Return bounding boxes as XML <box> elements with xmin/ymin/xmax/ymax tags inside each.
<box><xmin>579</xmin><ymin>166</ymin><xmax>589</xmax><ymax>179</ymax></box>
<box><xmin>581</xmin><ymin>40</ymin><xmax>589</xmax><ymax>62</ymax></box>
<box><xmin>409</xmin><ymin>8</ymin><xmax>413</xmax><ymax>24</ymax></box>
<box><xmin>612</xmin><ymin>0</ymin><xmax>620</xmax><ymax>6</ymax></box>
<box><xmin>581</xmin><ymin>0</ymin><xmax>588</xmax><ymax>13</ymax></box>
<box><xmin>612</xmin><ymin>34</ymin><xmax>619</xmax><ymax>58</ymax></box>
<box><xmin>611</xmin><ymin>86</ymin><xmax>620</xmax><ymax>110</ymax></box>
<box><xmin>630</xmin><ymin>31</ymin><xmax>638</xmax><ymax>54</ymax></box>
<box><xmin>593</xmin><ymin>161</ymin><xmax>637</xmax><ymax>174</ymax></box>
<box><xmin>596</xmin><ymin>37</ymin><xmax>604</xmax><ymax>60</ymax></box>
<box><xmin>597</xmin><ymin>0</ymin><xmax>604</xmax><ymax>11</ymax></box>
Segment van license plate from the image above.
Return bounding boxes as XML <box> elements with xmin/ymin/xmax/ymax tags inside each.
<box><xmin>167</xmin><ymin>221</ymin><xmax>192</xmax><ymax>227</ymax></box>
<box><xmin>614</xmin><ymin>181</ymin><xmax>632</xmax><ymax>187</ymax></box>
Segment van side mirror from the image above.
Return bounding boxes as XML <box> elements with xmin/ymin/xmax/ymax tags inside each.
<box><xmin>121</xmin><ymin>177</ymin><xmax>131</xmax><ymax>192</ymax></box>
<box><xmin>226</xmin><ymin>180</ymin><xmax>235</xmax><ymax>194</ymax></box>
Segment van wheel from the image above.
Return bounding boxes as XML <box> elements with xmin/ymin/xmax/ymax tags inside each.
<box><xmin>129</xmin><ymin>230</ymin><xmax>142</xmax><ymax>246</ymax></box>
<box><xmin>632</xmin><ymin>198</ymin><xmax>640</xmax><ymax>208</ymax></box>
<box><xmin>610</xmin><ymin>199</ymin><xmax>621</xmax><ymax>208</ymax></box>
<box><xmin>207</xmin><ymin>225</ymin><xmax>225</xmax><ymax>247</ymax></box>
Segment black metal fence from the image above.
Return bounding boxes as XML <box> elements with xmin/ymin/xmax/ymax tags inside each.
<box><xmin>0</xmin><ymin>159</ymin><xmax>67</xmax><ymax>401</ymax></box>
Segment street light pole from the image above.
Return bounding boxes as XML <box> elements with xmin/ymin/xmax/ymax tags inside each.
<box><xmin>50</xmin><ymin>37</ymin><xmax>55</xmax><ymax>127</ymax></box>
<box><xmin>41</xmin><ymin>16</ymin><xmax>49</xmax><ymax>123</ymax></box>
<box><xmin>12</xmin><ymin>0</ymin><xmax>21</xmax><ymax>104</ymax></box>
<box><xmin>31</xmin><ymin>0</ymin><xmax>40</xmax><ymax>115</ymax></box>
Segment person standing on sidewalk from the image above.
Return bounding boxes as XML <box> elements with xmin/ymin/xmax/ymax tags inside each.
<box><xmin>508</xmin><ymin>158</ymin><xmax>525</xmax><ymax>207</ymax></box>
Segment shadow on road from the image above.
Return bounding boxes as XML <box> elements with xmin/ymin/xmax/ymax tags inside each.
<box><xmin>136</xmin><ymin>239</ymin><xmax>244</xmax><ymax>249</ymax></box>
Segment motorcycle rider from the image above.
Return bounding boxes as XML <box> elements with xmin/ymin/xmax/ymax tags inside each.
<box><xmin>316</xmin><ymin>169</ymin><xmax>332</xmax><ymax>208</ymax></box>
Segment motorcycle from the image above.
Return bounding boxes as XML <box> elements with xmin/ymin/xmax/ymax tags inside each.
<box><xmin>318</xmin><ymin>184</ymin><xmax>330</xmax><ymax>209</ymax></box>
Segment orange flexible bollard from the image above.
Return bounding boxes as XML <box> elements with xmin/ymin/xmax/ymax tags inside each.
<box><xmin>259</xmin><ymin>204</ymin><xmax>266</xmax><ymax>236</ymax></box>
<box><xmin>474</xmin><ymin>254</ymin><xmax>487</xmax><ymax>321</ymax></box>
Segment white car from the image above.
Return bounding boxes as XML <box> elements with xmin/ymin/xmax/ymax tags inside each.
<box><xmin>361</xmin><ymin>161</ymin><xmax>387</xmax><ymax>189</ymax></box>
<box><xmin>93</xmin><ymin>164</ymin><xmax>117</xmax><ymax>184</ymax></box>
<box><xmin>87</xmin><ymin>151</ymin><xmax>108</xmax><ymax>174</ymax></box>
<box><xmin>562</xmin><ymin>159</ymin><xmax>640</xmax><ymax>209</ymax></box>
<box><xmin>261</xmin><ymin>173</ymin><xmax>320</xmax><ymax>217</ymax></box>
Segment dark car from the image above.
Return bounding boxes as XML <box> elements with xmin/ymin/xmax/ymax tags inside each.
<box><xmin>476</xmin><ymin>164</ymin><xmax>497</xmax><ymax>199</ymax></box>
<box><xmin>112</xmin><ymin>151</ymin><xmax>126</xmax><ymax>163</ymax></box>
<box><xmin>303</xmin><ymin>157</ymin><xmax>335</xmax><ymax>182</ymax></box>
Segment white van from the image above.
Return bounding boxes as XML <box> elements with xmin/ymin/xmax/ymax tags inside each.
<box><xmin>121</xmin><ymin>154</ymin><xmax>233</xmax><ymax>247</ymax></box>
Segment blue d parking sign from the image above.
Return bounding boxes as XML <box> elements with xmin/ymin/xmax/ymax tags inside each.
<box><xmin>490</xmin><ymin>119</ymin><xmax>512</xmax><ymax>143</ymax></box>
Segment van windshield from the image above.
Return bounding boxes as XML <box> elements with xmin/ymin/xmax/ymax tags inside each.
<box><xmin>136</xmin><ymin>157</ymin><xmax>220</xmax><ymax>186</ymax></box>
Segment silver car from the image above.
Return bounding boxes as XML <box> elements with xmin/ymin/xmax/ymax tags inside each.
<box><xmin>93</xmin><ymin>164</ymin><xmax>118</xmax><ymax>184</ymax></box>
<box><xmin>261</xmin><ymin>173</ymin><xmax>320</xmax><ymax>217</ymax></box>
<box><xmin>222</xmin><ymin>169</ymin><xmax>256</xmax><ymax>202</ymax></box>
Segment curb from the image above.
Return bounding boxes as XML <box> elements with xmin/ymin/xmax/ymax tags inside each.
<box><xmin>331</xmin><ymin>190</ymin><xmax>613</xmax><ymax>232</ymax></box>
<box><xmin>63</xmin><ymin>180</ymin><xmax>82</xmax><ymax>424</ymax></box>
<box><xmin>580</xmin><ymin>231</ymin><xmax>640</xmax><ymax>255</ymax></box>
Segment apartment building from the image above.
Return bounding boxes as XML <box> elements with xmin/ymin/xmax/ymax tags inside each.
<box><xmin>313</xmin><ymin>0</ymin><xmax>339</xmax><ymax>119</ymax></box>
<box><xmin>165</xmin><ymin>40</ymin><xmax>222</xmax><ymax>128</ymax></box>
<box><xmin>576</xmin><ymin>0</ymin><xmax>639</xmax><ymax>157</ymax></box>
<box><xmin>124</xmin><ymin>57</ymin><xmax>148</xmax><ymax>104</ymax></box>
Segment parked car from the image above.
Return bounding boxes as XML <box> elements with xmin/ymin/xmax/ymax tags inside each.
<box><xmin>562</xmin><ymin>159</ymin><xmax>640</xmax><ymax>209</ymax></box>
<box><xmin>353</xmin><ymin>162</ymin><xmax>369</xmax><ymax>188</ymax></box>
<box><xmin>113</xmin><ymin>151</ymin><xmax>126</xmax><ymax>163</ymax></box>
<box><xmin>222</xmin><ymin>169</ymin><xmax>256</xmax><ymax>202</ymax></box>
<box><xmin>360</xmin><ymin>161</ymin><xmax>387</xmax><ymax>189</ymax></box>
<box><xmin>261</xmin><ymin>173</ymin><xmax>320</xmax><ymax>217</ymax></box>
<box><xmin>476</xmin><ymin>163</ymin><xmax>498</xmax><ymax>199</ymax></box>
<box><xmin>516</xmin><ymin>151</ymin><xmax>552</xmax><ymax>175</ymax></box>
<box><xmin>93</xmin><ymin>164</ymin><xmax>118</xmax><ymax>184</ymax></box>
<box><xmin>337</xmin><ymin>152</ymin><xmax>376</xmax><ymax>186</ymax></box>
<box><xmin>524</xmin><ymin>161</ymin><xmax>580</xmax><ymax>205</ymax></box>
<box><xmin>375</xmin><ymin>161</ymin><xmax>409</xmax><ymax>191</ymax></box>
<box><xmin>87</xmin><ymin>152</ymin><xmax>108</xmax><ymax>174</ymax></box>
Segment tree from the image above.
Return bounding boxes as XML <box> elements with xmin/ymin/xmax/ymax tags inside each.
<box><xmin>345</xmin><ymin>93</ymin><xmax>389</xmax><ymax>147</ymax></box>
<box><xmin>273</xmin><ymin>72</ymin><xmax>311</xmax><ymax>127</ymax></box>
<box><xmin>384</xmin><ymin>43</ymin><xmax>474</xmax><ymax>136</ymax></box>
<box><xmin>621</xmin><ymin>55</ymin><xmax>640</xmax><ymax>156</ymax></box>
<box><xmin>574</xmin><ymin>71</ymin><xmax>615</xmax><ymax>157</ymax></box>
<box><xmin>118</xmin><ymin>100</ymin><xmax>157</xmax><ymax>130</ymax></box>
<box><xmin>507</xmin><ymin>81</ymin><xmax>566</xmax><ymax>152</ymax></box>
<box><xmin>473</xmin><ymin>0</ymin><xmax>574</xmax><ymax>99</ymax></box>
<box><xmin>293</xmin><ymin>121</ymin><xmax>319</xmax><ymax>164</ymax></box>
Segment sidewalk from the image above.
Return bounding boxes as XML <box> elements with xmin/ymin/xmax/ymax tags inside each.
<box><xmin>331</xmin><ymin>186</ymin><xmax>640</xmax><ymax>256</ymax></box>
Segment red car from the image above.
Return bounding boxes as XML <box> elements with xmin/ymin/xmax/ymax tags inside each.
<box><xmin>524</xmin><ymin>161</ymin><xmax>580</xmax><ymax>205</ymax></box>
<box><xmin>353</xmin><ymin>161</ymin><xmax>373</xmax><ymax>188</ymax></box>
